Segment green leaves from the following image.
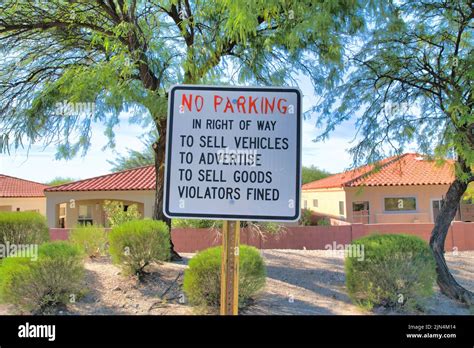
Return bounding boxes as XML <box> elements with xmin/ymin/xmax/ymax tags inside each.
<box><xmin>1</xmin><ymin>0</ymin><xmax>366</xmax><ymax>161</ymax></box>
<box><xmin>315</xmin><ymin>0</ymin><xmax>473</xmax><ymax>171</ymax></box>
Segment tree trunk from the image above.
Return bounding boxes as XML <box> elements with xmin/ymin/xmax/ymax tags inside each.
<box><xmin>429</xmin><ymin>160</ymin><xmax>473</xmax><ymax>305</ymax></box>
<box><xmin>153</xmin><ymin>118</ymin><xmax>182</xmax><ymax>261</ymax></box>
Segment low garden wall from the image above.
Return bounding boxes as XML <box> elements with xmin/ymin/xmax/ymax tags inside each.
<box><xmin>50</xmin><ymin>221</ymin><xmax>474</xmax><ymax>252</ymax></box>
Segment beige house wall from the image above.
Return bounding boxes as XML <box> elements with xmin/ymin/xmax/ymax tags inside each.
<box><xmin>301</xmin><ymin>188</ymin><xmax>347</xmax><ymax>219</ymax></box>
<box><xmin>345</xmin><ymin>185</ymin><xmax>451</xmax><ymax>223</ymax></box>
<box><xmin>45</xmin><ymin>190</ymin><xmax>155</xmax><ymax>228</ymax></box>
<box><xmin>0</xmin><ymin>197</ymin><xmax>47</xmax><ymax>215</ymax></box>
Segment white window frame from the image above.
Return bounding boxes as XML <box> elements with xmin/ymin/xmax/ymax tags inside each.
<box><xmin>338</xmin><ymin>201</ymin><xmax>345</xmax><ymax>216</ymax></box>
<box><xmin>430</xmin><ymin>198</ymin><xmax>443</xmax><ymax>223</ymax></box>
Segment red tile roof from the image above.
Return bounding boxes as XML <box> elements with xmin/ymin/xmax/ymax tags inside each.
<box><xmin>0</xmin><ymin>175</ymin><xmax>49</xmax><ymax>197</ymax></box>
<box><xmin>45</xmin><ymin>165</ymin><xmax>156</xmax><ymax>192</ymax></box>
<box><xmin>302</xmin><ymin>153</ymin><xmax>455</xmax><ymax>190</ymax></box>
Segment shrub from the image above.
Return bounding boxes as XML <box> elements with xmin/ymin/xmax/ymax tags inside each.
<box><xmin>345</xmin><ymin>234</ymin><xmax>436</xmax><ymax>311</ymax></box>
<box><xmin>0</xmin><ymin>212</ymin><xmax>50</xmax><ymax>251</ymax></box>
<box><xmin>0</xmin><ymin>241</ymin><xmax>85</xmax><ymax>313</ymax></box>
<box><xmin>317</xmin><ymin>217</ymin><xmax>330</xmax><ymax>226</ymax></box>
<box><xmin>183</xmin><ymin>245</ymin><xmax>266</xmax><ymax>310</ymax></box>
<box><xmin>108</xmin><ymin>219</ymin><xmax>170</xmax><ymax>277</ymax></box>
<box><xmin>299</xmin><ymin>208</ymin><xmax>317</xmax><ymax>226</ymax></box>
<box><xmin>172</xmin><ymin>218</ymin><xmax>221</xmax><ymax>229</ymax></box>
<box><xmin>103</xmin><ymin>200</ymin><xmax>141</xmax><ymax>228</ymax></box>
<box><xmin>69</xmin><ymin>225</ymin><xmax>107</xmax><ymax>257</ymax></box>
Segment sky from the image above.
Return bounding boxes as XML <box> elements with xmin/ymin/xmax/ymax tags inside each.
<box><xmin>0</xmin><ymin>76</ymin><xmax>357</xmax><ymax>184</ymax></box>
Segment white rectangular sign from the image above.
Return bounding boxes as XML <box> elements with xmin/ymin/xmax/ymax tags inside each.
<box><xmin>163</xmin><ymin>85</ymin><xmax>301</xmax><ymax>221</ymax></box>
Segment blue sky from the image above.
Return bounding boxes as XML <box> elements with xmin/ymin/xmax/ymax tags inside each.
<box><xmin>0</xmin><ymin>76</ymin><xmax>357</xmax><ymax>183</ymax></box>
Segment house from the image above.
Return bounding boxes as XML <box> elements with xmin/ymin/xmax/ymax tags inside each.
<box><xmin>302</xmin><ymin>153</ymin><xmax>473</xmax><ymax>224</ymax></box>
<box><xmin>44</xmin><ymin>166</ymin><xmax>156</xmax><ymax>228</ymax></box>
<box><xmin>0</xmin><ymin>174</ymin><xmax>49</xmax><ymax>214</ymax></box>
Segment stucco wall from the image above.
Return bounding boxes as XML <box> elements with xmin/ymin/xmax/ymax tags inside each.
<box><xmin>345</xmin><ymin>185</ymin><xmax>451</xmax><ymax>223</ymax></box>
<box><xmin>301</xmin><ymin>188</ymin><xmax>347</xmax><ymax>219</ymax></box>
<box><xmin>0</xmin><ymin>197</ymin><xmax>46</xmax><ymax>215</ymax></box>
<box><xmin>45</xmin><ymin>190</ymin><xmax>155</xmax><ymax>228</ymax></box>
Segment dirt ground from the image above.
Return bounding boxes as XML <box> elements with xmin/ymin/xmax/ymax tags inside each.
<box><xmin>0</xmin><ymin>250</ymin><xmax>472</xmax><ymax>315</ymax></box>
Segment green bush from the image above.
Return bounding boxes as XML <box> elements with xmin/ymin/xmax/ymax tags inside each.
<box><xmin>0</xmin><ymin>212</ymin><xmax>50</xmax><ymax>250</ymax></box>
<box><xmin>183</xmin><ymin>245</ymin><xmax>266</xmax><ymax>310</ymax></box>
<box><xmin>299</xmin><ymin>208</ymin><xmax>318</xmax><ymax>226</ymax></box>
<box><xmin>317</xmin><ymin>217</ymin><xmax>330</xmax><ymax>226</ymax></box>
<box><xmin>69</xmin><ymin>225</ymin><xmax>107</xmax><ymax>257</ymax></box>
<box><xmin>172</xmin><ymin>218</ymin><xmax>221</xmax><ymax>229</ymax></box>
<box><xmin>108</xmin><ymin>219</ymin><xmax>170</xmax><ymax>277</ymax></box>
<box><xmin>103</xmin><ymin>200</ymin><xmax>141</xmax><ymax>228</ymax></box>
<box><xmin>345</xmin><ymin>234</ymin><xmax>436</xmax><ymax>311</ymax></box>
<box><xmin>0</xmin><ymin>241</ymin><xmax>85</xmax><ymax>313</ymax></box>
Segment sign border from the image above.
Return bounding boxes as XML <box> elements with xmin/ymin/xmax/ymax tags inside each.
<box><xmin>163</xmin><ymin>84</ymin><xmax>302</xmax><ymax>222</ymax></box>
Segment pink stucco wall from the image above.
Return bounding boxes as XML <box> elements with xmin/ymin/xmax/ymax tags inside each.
<box><xmin>50</xmin><ymin>221</ymin><xmax>474</xmax><ymax>252</ymax></box>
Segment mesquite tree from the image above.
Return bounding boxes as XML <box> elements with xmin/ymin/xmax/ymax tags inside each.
<box><xmin>0</xmin><ymin>0</ymin><xmax>368</xmax><ymax>258</ymax></box>
<box><xmin>315</xmin><ymin>0</ymin><xmax>473</xmax><ymax>304</ymax></box>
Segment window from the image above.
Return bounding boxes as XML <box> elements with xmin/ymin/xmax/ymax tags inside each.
<box><xmin>78</xmin><ymin>205</ymin><xmax>92</xmax><ymax>218</ymax></box>
<box><xmin>432</xmin><ymin>200</ymin><xmax>444</xmax><ymax>210</ymax></box>
<box><xmin>353</xmin><ymin>202</ymin><xmax>369</xmax><ymax>212</ymax></box>
<box><xmin>78</xmin><ymin>205</ymin><xmax>93</xmax><ymax>225</ymax></box>
<box><xmin>304</xmin><ymin>200</ymin><xmax>308</xmax><ymax>209</ymax></box>
<box><xmin>313</xmin><ymin>199</ymin><xmax>318</xmax><ymax>208</ymax></box>
<box><xmin>384</xmin><ymin>197</ymin><xmax>417</xmax><ymax>212</ymax></box>
<box><xmin>339</xmin><ymin>201</ymin><xmax>344</xmax><ymax>215</ymax></box>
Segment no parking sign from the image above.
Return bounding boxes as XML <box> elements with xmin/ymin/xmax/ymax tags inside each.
<box><xmin>163</xmin><ymin>85</ymin><xmax>302</xmax><ymax>221</ymax></box>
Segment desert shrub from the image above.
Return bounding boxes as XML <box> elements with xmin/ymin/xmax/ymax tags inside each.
<box><xmin>69</xmin><ymin>225</ymin><xmax>107</xmax><ymax>257</ymax></box>
<box><xmin>108</xmin><ymin>219</ymin><xmax>170</xmax><ymax>277</ymax></box>
<box><xmin>103</xmin><ymin>200</ymin><xmax>141</xmax><ymax>228</ymax></box>
<box><xmin>183</xmin><ymin>245</ymin><xmax>266</xmax><ymax>309</ymax></box>
<box><xmin>0</xmin><ymin>212</ymin><xmax>50</xmax><ymax>250</ymax></box>
<box><xmin>172</xmin><ymin>218</ymin><xmax>221</xmax><ymax>229</ymax></box>
<box><xmin>299</xmin><ymin>208</ymin><xmax>318</xmax><ymax>226</ymax></box>
<box><xmin>345</xmin><ymin>234</ymin><xmax>436</xmax><ymax>311</ymax></box>
<box><xmin>317</xmin><ymin>217</ymin><xmax>330</xmax><ymax>226</ymax></box>
<box><xmin>0</xmin><ymin>241</ymin><xmax>85</xmax><ymax>313</ymax></box>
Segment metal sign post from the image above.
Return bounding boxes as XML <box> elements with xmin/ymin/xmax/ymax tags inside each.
<box><xmin>220</xmin><ymin>220</ymin><xmax>240</xmax><ymax>315</ymax></box>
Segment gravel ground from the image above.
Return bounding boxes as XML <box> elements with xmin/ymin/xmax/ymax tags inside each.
<box><xmin>0</xmin><ymin>250</ymin><xmax>472</xmax><ymax>315</ymax></box>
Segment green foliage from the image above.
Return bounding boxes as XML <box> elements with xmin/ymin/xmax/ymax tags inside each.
<box><xmin>0</xmin><ymin>241</ymin><xmax>85</xmax><ymax>313</ymax></box>
<box><xmin>108</xmin><ymin>219</ymin><xmax>170</xmax><ymax>277</ymax></box>
<box><xmin>345</xmin><ymin>234</ymin><xmax>436</xmax><ymax>311</ymax></box>
<box><xmin>317</xmin><ymin>217</ymin><xmax>330</xmax><ymax>226</ymax></box>
<box><xmin>302</xmin><ymin>166</ymin><xmax>330</xmax><ymax>184</ymax></box>
<box><xmin>46</xmin><ymin>177</ymin><xmax>77</xmax><ymax>186</ymax></box>
<box><xmin>0</xmin><ymin>212</ymin><xmax>50</xmax><ymax>249</ymax></box>
<box><xmin>299</xmin><ymin>208</ymin><xmax>315</xmax><ymax>226</ymax></box>
<box><xmin>462</xmin><ymin>183</ymin><xmax>474</xmax><ymax>204</ymax></box>
<box><xmin>0</xmin><ymin>0</ymin><xmax>367</xmax><ymax>158</ymax></box>
<box><xmin>103</xmin><ymin>200</ymin><xmax>141</xmax><ymax>228</ymax></box>
<box><xmin>171</xmin><ymin>219</ymin><xmax>284</xmax><ymax>237</ymax></box>
<box><xmin>69</xmin><ymin>225</ymin><xmax>107</xmax><ymax>258</ymax></box>
<box><xmin>108</xmin><ymin>131</ymin><xmax>156</xmax><ymax>172</ymax></box>
<box><xmin>250</xmin><ymin>222</ymin><xmax>284</xmax><ymax>235</ymax></box>
<box><xmin>315</xmin><ymin>1</ymin><xmax>473</xmax><ymax>173</ymax></box>
<box><xmin>183</xmin><ymin>245</ymin><xmax>266</xmax><ymax>310</ymax></box>
<box><xmin>172</xmin><ymin>219</ymin><xmax>221</xmax><ymax>229</ymax></box>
